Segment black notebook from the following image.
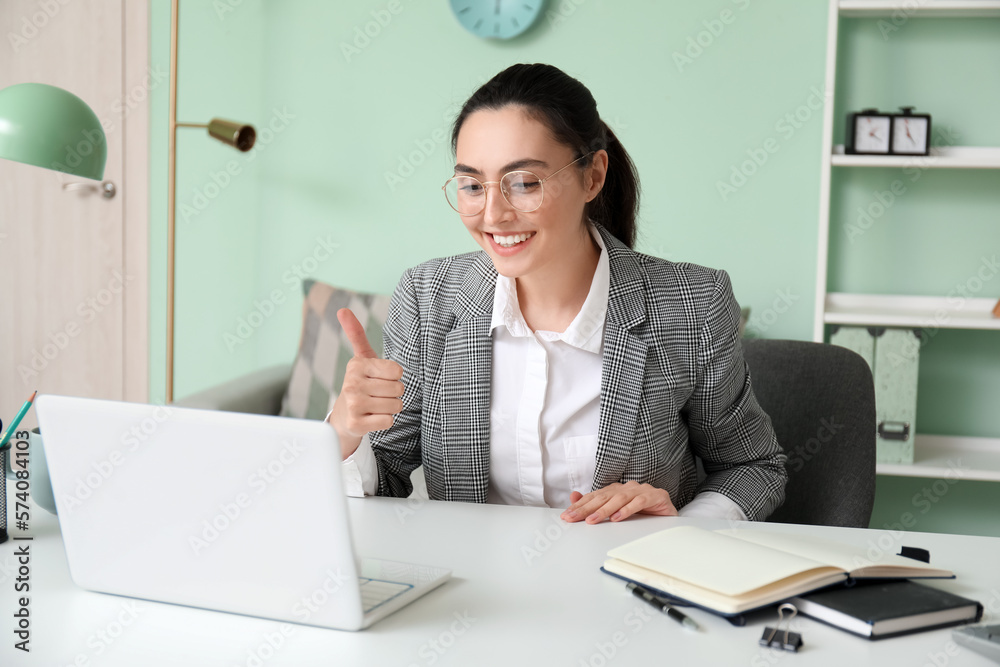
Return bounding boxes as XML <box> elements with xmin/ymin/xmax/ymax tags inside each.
<box><xmin>789</xmin><ymin>580</ymin><xmax>983</xmax><ymax>640</ymax></box>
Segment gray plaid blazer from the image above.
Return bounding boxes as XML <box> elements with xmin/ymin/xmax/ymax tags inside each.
<box><xmin>368</xmin><ymin>223</ymin><xmax>787</xmax><ymax>520</ymax></box>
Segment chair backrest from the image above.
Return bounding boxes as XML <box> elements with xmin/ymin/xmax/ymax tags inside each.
<box><xmin>741</xmin><ymin>339</ymin><xmax>876</xmax><ymax>528</ymax></box>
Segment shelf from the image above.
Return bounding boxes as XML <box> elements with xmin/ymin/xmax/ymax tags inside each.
<box><xmin>877</xmin><ymin>435</ymin><xmax>1000</xmax><ymax>481</ymax></box>
<box><xmin>831</xmin><ymin>145</ymin><xmax>1000</xmax><ymax>169</ymax></box>
<box><xmin>840</xmin><ymin>1</ymin><xmax>1000</xmax><ymax>18</ymax></box>
<box><xmin>825</xmin><ymin>293</ymin><xmax>1000</xmax><ymax>330</ymax></box>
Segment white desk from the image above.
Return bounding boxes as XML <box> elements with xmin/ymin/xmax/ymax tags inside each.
<box><xmin>1</xmin><ymin>489</ymin><xmax>999</xmax><ymax>666</ymax></box>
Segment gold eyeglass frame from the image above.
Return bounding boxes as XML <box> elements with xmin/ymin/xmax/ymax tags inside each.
<box><xmin>442</xmin><ymin>151</ymin><xmax>595</xmax><ymax>216</ymax></box>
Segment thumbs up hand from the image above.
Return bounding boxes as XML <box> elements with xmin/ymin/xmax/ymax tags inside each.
<box><xmin>328</xmin><ymin>308</ymin><xmax>405</xmax><ymax>459</ymax></box>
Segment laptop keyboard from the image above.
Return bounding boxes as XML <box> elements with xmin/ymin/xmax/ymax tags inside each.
<box><xmin>359</xmin><ymin>578</ymin><xmax>413</xmax><ymax>613</ymax></box>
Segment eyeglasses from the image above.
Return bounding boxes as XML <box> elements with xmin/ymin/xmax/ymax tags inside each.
<box><xmin>442</xmin><ymin>152</ymin><xmax>594</xmax><ymax>216</ymax></box>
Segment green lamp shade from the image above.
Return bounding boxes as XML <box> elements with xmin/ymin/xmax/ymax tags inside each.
<box><xmin>0</xmin><ymin>83</ymin><xmax>106</xmax><ymax>180</ymax></box>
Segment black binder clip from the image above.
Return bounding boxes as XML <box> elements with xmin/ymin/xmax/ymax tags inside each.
<box><xmin>759</xmin><ymin>603</ymin><xmax>803</xmax><ymax>653</ymax></box>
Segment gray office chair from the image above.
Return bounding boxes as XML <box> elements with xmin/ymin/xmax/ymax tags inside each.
<box><xmin>741</xmin><ymin>339</ymin><xmax>876</xmax><ymax>528</ymax></box>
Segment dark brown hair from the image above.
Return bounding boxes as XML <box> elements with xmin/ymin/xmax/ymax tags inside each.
<box><xmin>451</xmin><ymin>64</ymin><xmax>640</xmax><ymax>248</ymax></box>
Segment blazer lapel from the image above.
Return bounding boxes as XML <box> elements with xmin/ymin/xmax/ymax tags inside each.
<box><xmin>439</xmin><ymin>252</ymin><xmax>496</xmax><ymax>502</ymax></box>
<box><xmin>593</xmin><ymin>224</ymin><xmax>649</xmax><ymax>489</ymax></box>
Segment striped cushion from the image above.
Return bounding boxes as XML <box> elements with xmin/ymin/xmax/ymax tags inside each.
<box><xmin>279</xmin><ymin>279</ymin><xmax>391</xmax><ymax>421</ymax></box>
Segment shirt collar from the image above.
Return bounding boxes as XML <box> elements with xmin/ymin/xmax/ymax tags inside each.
<box><xmin>490</xmin><ymin>223</ymin><xmax>609</xmax><ymax>354</ymax></box>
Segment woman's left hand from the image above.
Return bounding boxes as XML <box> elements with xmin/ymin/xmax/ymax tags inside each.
<box><xmin>560</xmin><ymin>481</ymin><xmax>678</xmax><ymax>524</ymax></box>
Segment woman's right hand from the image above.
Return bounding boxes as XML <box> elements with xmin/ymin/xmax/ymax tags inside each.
<box><xmin>328</xmin><ymin>308</ymin><xmax>405</xmax><ymax>459</ymax></box>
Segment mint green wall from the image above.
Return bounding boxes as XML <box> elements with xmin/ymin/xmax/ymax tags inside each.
<box><xmin>149</xmin><ymin>1</ymin><xmax>999</xmax><ymax>535</ymax></box>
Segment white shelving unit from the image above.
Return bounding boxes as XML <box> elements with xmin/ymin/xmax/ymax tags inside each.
<box><xmin>839</xmin><ymin>0</ymin><xmax>1000</xmax><ymax>18</ymax></box>
<box><xmin>832</xmin><ymin>145</ymin><xmax>1000</xmax><ymax>169</ymax></box>
<box><xmin>877</xmin><ymin>435</ymin><xmax>1000</xmax><ymax>482</ymax></box>
<box><xmin>814</xmin><ymin>0</ymin><xmax>1000</xmax><ymax>479</ymax></box>
<box><xmin>825</xmin><ymin>294</ymin><xmax>1000</xmax><ymax>330</ymax></box>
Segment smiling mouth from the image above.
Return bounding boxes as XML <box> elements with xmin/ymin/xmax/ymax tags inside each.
<box><xmin>492</xmin><ymin>232</ymin><xmax>535</xmax><ymax>248</ymax></box>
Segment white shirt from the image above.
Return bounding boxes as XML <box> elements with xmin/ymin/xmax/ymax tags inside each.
<box><xmin>338</xmin><ymin>224</ymin><xmax>747</xmax><ymax>521</ymax></box>
<box><xmin>484</xmin><ymin>225</ymin><xmax>609</xmax><ymax>508</ymax></box>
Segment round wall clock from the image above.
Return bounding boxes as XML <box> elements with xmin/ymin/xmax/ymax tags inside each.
<box><xmin>449</xmin><ymin>0</ymin><xmax>545</xmax><ymax>40</ymax></box>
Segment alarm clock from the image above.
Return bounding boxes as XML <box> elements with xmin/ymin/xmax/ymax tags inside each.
<box><xmin>890</xmin><ymin>106</ymin><xmax>931</xmax><ymax>156</ymax></box>
<box><xmin>449</xmin><ymin>0</ymin><xmax>545</xmax><ymax>40</ymax></box>
<box><xmin>846</xmin><ymin>108</ymin><xmax>892</xmax><ymax>155</ymax></box>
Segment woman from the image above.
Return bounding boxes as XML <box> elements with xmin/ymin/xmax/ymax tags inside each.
<box><xmin>328</xmin><ymin>63</ymin><xmax>787</xmax><ymax>524</ymax></box>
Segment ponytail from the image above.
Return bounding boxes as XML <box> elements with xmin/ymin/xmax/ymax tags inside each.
<box><xmin>588</xmin><ymin>120</ymin><xmax>639</xmax><ymax>249</ymax></box>
<box><xmin>451</xmin><ymin>64</ymin><xmax>641</xmax><ymax>248</ymax></box>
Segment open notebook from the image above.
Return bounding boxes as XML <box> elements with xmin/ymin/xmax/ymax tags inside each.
<box><xmin>602</xmin><ymin>526</ymin><xmax>953</xmax><ymax>616</ymax></box>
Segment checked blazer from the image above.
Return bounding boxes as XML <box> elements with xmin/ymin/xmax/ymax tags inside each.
<box><xmin>367</xmin><ymin>223</ymin><xmax>788</xmax><ymax>521</ymax></box>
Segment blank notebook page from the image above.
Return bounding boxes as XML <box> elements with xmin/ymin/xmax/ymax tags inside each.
<box><xmin>606</xmin><ymin>526</ymin><xmax>840</xmax><ymax>597</ymax></box>
<box><xmin>717</xmin><ymin>529</ymin><xmax>951</xmax><ymax>576</ymax></box>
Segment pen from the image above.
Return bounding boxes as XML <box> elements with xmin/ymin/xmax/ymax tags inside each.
<box><xmin>0</xmin><ymin>390</ymin><xmax>37</xmax><ymax>449</ymax></box>
<box><xmin>627</xmin><ymin>582</ymin><xmax>701</xmax><ymax>632</ymax></box>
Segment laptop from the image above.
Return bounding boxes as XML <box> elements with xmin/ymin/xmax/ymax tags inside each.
<box><xmin>33</xmin><ymin>394</ymin><xmax>451</xmax><ymax>631</ymax></box>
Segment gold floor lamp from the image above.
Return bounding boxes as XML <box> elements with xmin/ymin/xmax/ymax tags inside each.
<box><xmin>167</xmin><ymin>0</ymin><xmax>256</xmax><ymax>403</ymax></box>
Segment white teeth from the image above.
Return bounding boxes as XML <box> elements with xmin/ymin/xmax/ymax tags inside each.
<box><xmin>492</xmin><ymin>232</ymin><xmax>533</xmax><ymax>248</ymax></box>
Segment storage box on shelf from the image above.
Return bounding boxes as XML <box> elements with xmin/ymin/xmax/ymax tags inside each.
<box><xmin>830</xmin><ymin>326</ymin><xmax>920</xmax><ymax>464</ymax></box>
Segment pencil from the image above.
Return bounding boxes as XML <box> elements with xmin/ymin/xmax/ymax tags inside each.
<box><xmin>0</xmin><ymin>390</ymin><xmax>38</xmax><ymax>449</ymax></box>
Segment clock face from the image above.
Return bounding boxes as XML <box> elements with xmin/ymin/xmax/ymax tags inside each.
<box><xmin>891</xmin><ymin>116</ymin><xmax>929</xmax><ymax>155</ymax></box>
<box><xmin>853</xmin><ymin>116</ymin><xmax>891</xmax><ymax>154</ymax></box>
<box><xmin>449</xmin><ymin>0</ymin><xmax>544</xmax><ymax>40</ymax></box>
